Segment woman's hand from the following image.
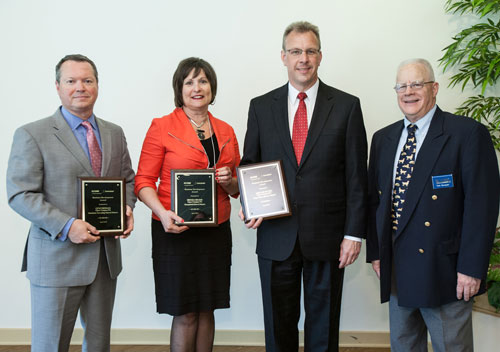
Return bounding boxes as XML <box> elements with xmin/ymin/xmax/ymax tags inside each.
<box><xmin>216</xmin><ymin>166</ymin><xmax>239</xmax><ymax>195</ymax></box>
<box><xmin>158</xmin><ymin>209</ymin><xmax>189</xmax><ymax>234</ymax></box>
<box><xmin>216</xmin><ymin>166</ymin><xmax>232</xmax><ymax>186</ymax></box>
<box><xmin>138</xmin><ymin>187</ymin><xmax>188</xmax><ymax>234</ymax></box>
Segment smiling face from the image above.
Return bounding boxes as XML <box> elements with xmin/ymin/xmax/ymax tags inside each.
<box><xmin>181</xmin><ymin>68</ymin><xmax>212</xmax><ymax>114</ymax></box>
<box><xmin>281</xmin><ymin>30</ymin><xmax>322</xmax><ymax>92</ymax></box>
<box><xmin>56</xmin><ymin>60</ymin><xmax>98</xmax><ymax>119</ymax></box>
<box><xmin>396</xmin><ymin>63</ymin><xmax>439</xmax><ymax>123</ymax></box>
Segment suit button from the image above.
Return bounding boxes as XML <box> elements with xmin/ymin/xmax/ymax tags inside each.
<box><xmin>432</xmin><ymin>195</ymin><xmax>438</xmax><ymax>200</ymax></box>
<box><xmin>297</xmin><ymin>175</ymin><xmax>302</xmax><ymax>180</ymax></box>
<box><xmin>378</xmin><ymin>190</ymin><xmax>382</xmax><ymax>195</ymax></box>
<box><xmin>419</xmin><ymin>248</ymin><xmax>424</xmax><ymax>254</ymax></box>
<box><xmin>424</xmin><ymin>221</ymin><xmax>431</xmax><ymax>227</ymax></box>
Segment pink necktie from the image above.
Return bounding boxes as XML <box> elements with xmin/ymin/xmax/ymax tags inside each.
<box><xmin>82</xmin><ymin>121</ymin><xmax>102</xmax><ymax>177</ymax></box>
<box><xmin>292</xmin><ymin>92</ymin><xmax>308</xmax><ymax>164</ymax></box>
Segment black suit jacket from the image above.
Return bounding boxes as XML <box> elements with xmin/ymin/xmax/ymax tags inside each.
<box><xmin>366</xmin><ymin>106</ymin><xmax>500</xmax><ymax>307</ymax></box>
<box><xmin>241</xmin><ymin>81</ymin><xmax>368</xmax><ymax>261</ymax></box>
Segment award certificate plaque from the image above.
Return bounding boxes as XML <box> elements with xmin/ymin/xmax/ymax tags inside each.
<box><xmin>171</xmin><ymin>169</ymin><xmax>218</xmax><ymax>227</ymax></box>
<box><xmin>237</xmin><ymin>160</ymin><xmax>291</xmax><ymax>221</ymax></box>
<box><xmin>79</xmin><ymin>177</ymin><xmax>126</xmax><ymax>236</ymax></box>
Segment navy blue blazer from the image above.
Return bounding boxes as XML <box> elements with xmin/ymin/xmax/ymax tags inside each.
<box><xmin>366</xmin><ymin>106</ymin><xmax>500</xmax><ymax>308</ymax></box>
<box><xmin>241</xmin><ymin>81</ymin><xmax>368</xmax><ymax>261</ymax></box>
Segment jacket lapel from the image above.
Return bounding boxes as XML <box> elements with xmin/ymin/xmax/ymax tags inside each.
<box><xmin>52</xmin><ymin>110</ymin><xmax>95</xmax><ymax>176</ymax></box>
<box><xmin>395</xmin><ymin>107</ymin><xmax>448</xmax><ymax>239</ymax></box>
<box><xmin>209</xmin><ymin>112</ymin><xmax>231</xmax><ymax>150</ymax></box>
<box><xmin>272</xmin><ymin>84</ymin><xmax>298</xmax><ymax>169</ymax></box>
<box><xmin>98</xmin><ymin>117</ymin><xmax>111</xmax><ymax>176</ymax></box>
<box><xmin>299</xmin><ymin>81</ymin><xmax>334</xmax><ymax>170</ymax></box>
<box><xmin>373</xmin><ymin>121</ymin><xmax>405</xmax><ymax>240</ymax></box>
<box><xmin>379</xmin><ymin>121</ymin><xmax>404</xmax><ymax>201</ymax></box>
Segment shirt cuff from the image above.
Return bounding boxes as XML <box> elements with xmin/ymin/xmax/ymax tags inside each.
<box><xmin>344</xmin><ymin>235</ymin><xmax>362</xmax><ymax>242</ymax></box>
<box><xmin>59</xmin><ymin>218</ymin><xmax>75</xmax><ymax>241</ymax></box>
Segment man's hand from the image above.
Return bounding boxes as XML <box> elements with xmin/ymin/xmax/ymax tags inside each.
<box><xmin>115</xmin><ymin>205</ymin><xmax>134</xmax><ymax>239</ymax></box>
<box><xmin>457</xmin><ymin>272</ymin><xmax>481</xmax><ymax>301</ymax></box>
<box><xmin>338</xmin><ymin>238</ymin><xmax>361</xmax><ymax>268</ymax></box>
<box><xmin>68</xmin><ymin>219</ymin><xmax>100</xmax><ymax>244</ymax></box>
<box><xmin>238</xmin><ymin>207</ymin><xmax>263</xmax><ymax>229</ymax></box>
<box><xmin>371</xmin><ymin>260</ymin><xmax>381</xmax><ymax>279</ymax></box>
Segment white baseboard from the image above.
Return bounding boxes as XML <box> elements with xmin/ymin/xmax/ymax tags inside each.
<box><xmin>0</xmin><ymin>328</ymin><xmax>390</xmax><ymax>347</ymax></box>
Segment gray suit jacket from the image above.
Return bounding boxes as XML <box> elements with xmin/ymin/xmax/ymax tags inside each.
<box><xmin>7</xmin><ymin>108</ymin><xmax>136</xmax><ymax>287</ymax></box>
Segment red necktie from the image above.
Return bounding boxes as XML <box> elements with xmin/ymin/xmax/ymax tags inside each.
<box><xmin>82</xmin><ymin>121</ymin><xmax>102</xmax><ymax>177</ymax></box>
<box><xmin>292</xmin><ymin>92</ymin><xmax>308</xmax><ymax>164</ymax></box>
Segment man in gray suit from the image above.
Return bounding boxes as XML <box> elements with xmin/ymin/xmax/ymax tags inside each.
<box><xmin>6</xmin><ymin>54</ymin><xmax>136</xmax><ymax>352</ymax></box>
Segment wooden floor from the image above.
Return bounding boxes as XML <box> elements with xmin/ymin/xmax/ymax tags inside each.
<box><xmin>0</xmin><ymin>347</ymin><xmax>389</xmax><ymax>352</ymax></box>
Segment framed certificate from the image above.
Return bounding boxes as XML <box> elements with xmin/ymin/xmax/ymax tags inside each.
<box><xmin>171</xmin><ymin>169</ymin><xmax>218</xmax><ymax>227</ymax></box>
<box><xmin>79</xmin><ymin>177</ymin><xmax>126</xmax><ymax>236</ymax></box>
<box><xmin>237</xmin><ymin>160</ymin><xmax>292</xmax><ymax>221</ymax></box>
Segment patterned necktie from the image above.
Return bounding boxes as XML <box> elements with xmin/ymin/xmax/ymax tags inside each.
<box><xmin>82</xmin><ymin>121</ymin><xmax>102</xmax><ymax>177</ymax></box>
<box><xmin>392</xmin><ymin>124</ymin><xmax>417</xmax><ymax>231</ymax></box>
<box><xmin>292</xmin><ymin>92</ymin><xmax>308</xmax><ymax>164</ymax></box>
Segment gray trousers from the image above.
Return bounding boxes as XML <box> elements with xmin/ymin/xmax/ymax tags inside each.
<box><xmin>389</xmin><ymin>294</ymin><xmax>473</xmax><ymax>352</ymax></box>
<box><xmin>30</xmin><ymin>241</ymin><xmax>117</xmax><ymax>352</ymax></box>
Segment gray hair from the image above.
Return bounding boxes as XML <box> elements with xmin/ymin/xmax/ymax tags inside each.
<box><xmin>55</xmin><ymin>54</ymin><xmax>98</xmax><ymax>83</ymax></box>
<box><xmin>397</xmin><ymin>58</ymin><xmax>435</xmax><ymax>81</ymax></box>
<box><xmin>282</xmin><ymin>21</ymin><xmax>321</xmax><ymax>51</ymax></box>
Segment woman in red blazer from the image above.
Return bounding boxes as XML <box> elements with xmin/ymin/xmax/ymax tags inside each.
<box><xmin>135</xmin><ymin>57</ymin><xmax>240</xmax><ymax>351</ymax></box>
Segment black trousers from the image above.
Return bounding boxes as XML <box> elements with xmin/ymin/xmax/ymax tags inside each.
<box><xmin>258</xmin><ymin>240</ymin><xmax>345</xmax><ymax>352</ymax></box>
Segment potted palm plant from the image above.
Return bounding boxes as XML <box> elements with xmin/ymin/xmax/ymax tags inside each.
<box><xmin>439</xmin><ymin>0</ymin><xmax>500</xmax><ymax>314</ymax></box>
<box><xmin>487</xmin><ymin>228</ymin><xmax>500</xmax><ymax>311</ymax></box>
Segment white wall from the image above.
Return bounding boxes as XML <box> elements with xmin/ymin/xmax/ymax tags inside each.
<box><xmin>1</xmin><ymin>0</ymin><xmax>499</xmax><ymax>348</ymax></box>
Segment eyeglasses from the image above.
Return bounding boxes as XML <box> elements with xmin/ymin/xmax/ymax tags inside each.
<box><xmin>394</xmin><ymin>81</ymin><xmax>434</xmax><ymax>93</ymax></box>
<box><xmin>286</xmin><ymin>49</ymin><xmax>321</xmax><ymax>57</ymax></box>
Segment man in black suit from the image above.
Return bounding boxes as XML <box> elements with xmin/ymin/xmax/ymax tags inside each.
<box><xmin>366</xmin><ymin>58</ymin><xmax>499</xmax><ymax>351</ymax></box>
<box><xmin>240</xmin><ymin>21</ymin><xmax>368</xmax><ymax>352</ymax></box>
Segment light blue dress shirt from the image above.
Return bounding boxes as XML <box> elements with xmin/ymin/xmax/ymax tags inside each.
<box><xmin>59</xmin><ymin>106</ymin><xmax>102</xmax><ymax>241</ymax></box>
<box><xmin>392</xmin><ymin>105</ymin><xmax>437</xmax><ymax>187</ymax></box>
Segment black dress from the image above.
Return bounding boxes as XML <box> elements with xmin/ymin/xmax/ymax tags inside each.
<box><xmin>151</xmin><ymin>134</ymin><xmax>232</xmax><ymax>316</ymax></box>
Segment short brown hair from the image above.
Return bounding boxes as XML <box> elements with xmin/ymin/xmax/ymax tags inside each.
<box><xmin>172</xmin><ymin>57</ymin><xmax>217</xmax><ymax>108</ymax></box>
<box><xmin>282</xmin><ymin>21</ymin><xmax>321</xmax><ymax>51</ymax></box>
<box><xmin>55</xmin><ymin>54</ymin><xmax>98</xmax><ymax>83</ymax></box>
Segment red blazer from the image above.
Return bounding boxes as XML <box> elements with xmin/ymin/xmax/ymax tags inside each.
<box><xmin>135</xmin><ymin>108</ymin><xmax>240</xmax><ymax>223</ymax></box>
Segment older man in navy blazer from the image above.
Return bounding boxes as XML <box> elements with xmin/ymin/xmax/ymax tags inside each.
<box><xmin>367</xmin><ymin>58</ymin><xmax>499</xmax><ymax>351</ymax></box>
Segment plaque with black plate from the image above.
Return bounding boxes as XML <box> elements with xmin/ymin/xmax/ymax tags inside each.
<box><xmin>79</xmin><ymin>177</ymin><xmax>126</xmax><ymax>236</ymax></box>
<box><xmin>237</xmin><ymin>160</ymin><xmax>291</xmax><ymax>221</ymax></box>
<box><xmin>171</xmin><ymin>169</ymin><xmax>218</xmax><ymax>227</ymax></box>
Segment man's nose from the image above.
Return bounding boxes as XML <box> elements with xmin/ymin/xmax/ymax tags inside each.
<box><xmin>75</xmin><ymin>80</ymin><xmax>85</xmax><ymax>90</ymax></box>
<box><xmin>298</xmin><ymin>51</ymin><xmax>309</xmax><ymax>61</ymax></box>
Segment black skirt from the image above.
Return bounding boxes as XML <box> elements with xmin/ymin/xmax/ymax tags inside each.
<box><xmin>151</xmin><ymin>219</ymin><xmax>232</xmax><ymax>316</ymax></box>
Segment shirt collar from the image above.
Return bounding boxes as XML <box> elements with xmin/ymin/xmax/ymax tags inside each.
<box><xmin>60</xmin><ymin>106</ymin><xmax>97</xmax><ymax>130</ymax></box>
<box><xmin>287</xmin><ymin>79</ymin><xmax>320</xmax><ymax>102</ymax></box>
<box><xmin>404</xmin><ymin>104</ymin><xmax>437</xmax><ymax>130</ymax></box>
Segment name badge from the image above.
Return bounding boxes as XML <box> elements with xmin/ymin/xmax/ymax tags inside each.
<box><xmin>432</xmin><ymin>174</ymin><xmax>454</xmax><ymax>189</ymax></box>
